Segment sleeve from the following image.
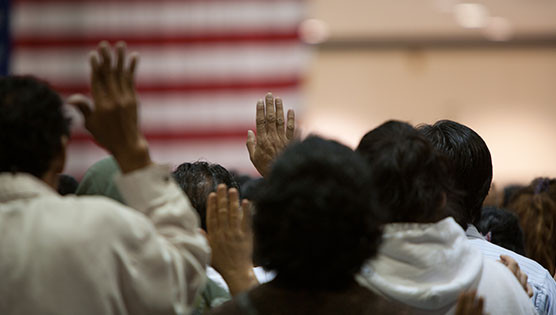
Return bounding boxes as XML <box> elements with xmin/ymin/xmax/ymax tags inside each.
<box><xmin>111</xmin><ymin>163</ymin><xmax>211</xmax><ymax>315</ymax></box>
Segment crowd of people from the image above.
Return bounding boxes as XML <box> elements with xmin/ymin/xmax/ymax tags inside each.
<box><xmin>1</xmin><ymin>41</ymin><xmax>555</xmax><ymax>315</ymax></box>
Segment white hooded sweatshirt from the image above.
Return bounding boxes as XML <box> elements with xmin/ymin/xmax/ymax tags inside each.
<box><xmin>356</xmin><ymin>217</ymin><xmax>537</xmax><ymax>315</ymax></box>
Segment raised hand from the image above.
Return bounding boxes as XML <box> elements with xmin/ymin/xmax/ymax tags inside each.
<box><xmin>206</xmin><ymin>184</ymin><xmax>259</xmax><ymax>295</ymax></box>
<box><xmin>68</xmin><ymin>41</ymin><xmax>150</xmax><ymax>173</ymax></box>
<box><xmin>455</xmin><ymin>290</ymin><xmax>485</xmax><ymax>315</ymax></box>
<box><xmin>246</xmin><ymin>92</ymin><xmax>295</xmax><ymax>177</ymax></box>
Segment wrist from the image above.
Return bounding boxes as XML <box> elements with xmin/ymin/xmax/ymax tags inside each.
<box><xmin>112</xmin><ymin>137</ymin><xmax>152</xmax><ymax>173</ymax></box>
<box><xmin>220</xmin><ymin>266</ymin><xmax>259</xmax><ymax>296</ymax></box>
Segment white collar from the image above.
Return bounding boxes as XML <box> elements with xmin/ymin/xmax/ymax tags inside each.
<box><xmin>0</xmin><ymin>172</ymin><xmax>57</xmax><ymax>203</ymax></box>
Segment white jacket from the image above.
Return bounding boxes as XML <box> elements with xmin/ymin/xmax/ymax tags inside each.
<box><xmin>356</xmin><ymin>217</ymin><xmax>536</xmax><ymax>314</ymax></box>
<box><xmin>0</xmin><ymin>164</ymin><xmax>210</xmax><ymax>315</ymax></box>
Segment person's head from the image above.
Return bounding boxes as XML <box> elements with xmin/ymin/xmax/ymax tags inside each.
<box><xmin>477</xmin><ymin>206</ymin><xmax>526</xmax><ymax>256</ymax></box>
<box><xmin>506</xmin><ymin>178</ymin><xmax>556</xmax><ymax>274</ymax></box>
<box><xmin>418</xmin><ymin>120</ymin><xmax>492</xmax><ymax>226</ymax></box>
<box><xmin>0</xmin><ymin>76</ymin><xmax>71</xmax><ymax>187</ymax></box>
<box><xmin>356</xmin><ymin>120</ymin><xmax>462</xmax><ymax>225</ymax></box>
<box><xmin>57</xmin><ymin>174</ymin><xmax>79</xmax><ymax>196</ymax></box>
<box><xmin>172</xmin><ymin>161</ymin><xmax>239</xmax><ymax>230</ymax></box>
<box><xmin>254</xmin><ymin>136</ymin><xmax>381</xmax><ymax>290</ymax></box>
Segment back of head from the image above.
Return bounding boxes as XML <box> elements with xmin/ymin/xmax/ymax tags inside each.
<box><xmin>254</xmin><ymin>136</ymin><xmax>381</xmax><ymax>290</ymax></box>
<box><xmin>0</xmin><ymin>76</ymin><xmax>70</xmax><ymax>178</ymax></box>
<box><xmin>356</xmin><ymin>120</ymin><xmax>462</xmax><ymax>225</ymax></box>
<box><xmin>419</xmin><ymin>120</ymin><xmax>492</xmax><ymax>226</ymax></box>
<box><xmin>172</xmin><ymin>161</ymin><xmax>239</xmax><ymax>230</ymax></box>
<box><xmin>477</xmin><ymin>206</ymin><xmax>526</xmax><ymax>256</ymax></box>
<box><xmin>506</xmin><ymin>178</ymin><xmax>556</xmax><ymax>274</ymax></box>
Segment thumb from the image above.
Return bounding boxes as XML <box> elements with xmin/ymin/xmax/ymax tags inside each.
<box><xmin>67</xmin><ymin>94</ymin><xmax>93</xmax><ymax>118</ymax></box>
<box><xmin>246</xmin><ymin>130</ymin><xmax>256</xmax><ymax>159</ymax></box>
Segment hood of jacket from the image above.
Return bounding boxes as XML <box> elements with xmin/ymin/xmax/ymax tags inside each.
<box><xmin>356</xmin><ymin>217</ymin><xmax>483</xmax><ymax>311</ymax></box>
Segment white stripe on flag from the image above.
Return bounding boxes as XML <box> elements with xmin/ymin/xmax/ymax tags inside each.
<box><xmin>12</xmin><ymin>1</ymin><xmax>305</xmax><ymax>36</ymax></box>
<box><xmin>12</xmin><ymin>44</ymin><xmax>310</xmax><ymax>85</ymax></box>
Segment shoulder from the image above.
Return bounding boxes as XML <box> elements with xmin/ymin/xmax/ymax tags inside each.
<box><xmin>468</xmin><ymin>238</ymin><xmax>554</xmax><ymax>287</ymax></box>
<box><xmin>477</xmin><ymin>259</ymin><xmax>537</xmax><ymax>314</ymax></box>
<box><xmin>35</xmin><ymin>194</ymin><xmax>155</xmax><ymax>249</ymax></box>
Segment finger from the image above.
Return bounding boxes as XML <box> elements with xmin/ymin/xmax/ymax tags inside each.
<box><xmin>455</xmin><ymin>292</ymin><xmax>468</xmax><ymax>314</ymax></box>
<box><xmin>246</xmin><ymin>130</ymin><xmax>256</xmax><ymax>161</ymax></box>
<box><xmin>265</xmin><ymin>92</ymin><xmax>277</xmax><ymax>134</ymax></box>
<box><xmin>67</xmin><ymin>94</ymin><xmax>93</xmax><ymax>119</ymax></box>
<box><xmin>217</xmin><ymin>184</ymin><xmax>229</xmax><ymax>230</ymax></box>
<box><xmin>520</xmin><ymin>272</ymin><xmax>528</xmax><ymax>286</ymax></box>
<box><xmin>286</xmin><ymin>109</ymin><xmax>296</xmax><ymax>140</ymax></box>
<box><xmin>99</xmin><ymin>41</ymin><xmax>113</xmax><ymax>73</ymax></box>
<box><xmin>527</xmin><ymin>284</ymin><xmax>534</xmax><ymax>297</ymax></box>
<box><xmin>499</xmin><ymin>255</ymin><xmax>519</xmax><ymax>275</ymax></box>
<box><xmin>275</xmin><ymin>97</ymin><xmax>286</xmax><ymax>140</ymax></box>
<box><xmin>97</xmin><ymin>41</ymin><xmax>119</xmax><ymax>98</ymax></box>
<box><xmin>89</xmin><ymin>52</ymin><xmax>103</xmax><ymax>97</ymax></box>
<box><xmin>125</xmin><ymin>52</ymin><xmax>139</xmax><ymax>93</ymax></box>
<box><xmin>206</xmin><ymin>192</ymin><xmax>218</xmax><ymax>233</ymax></box>
<box><xmin>228</xmin><ymin>188</ymin><xmax>241</xmax><ymax>230</ymax></box>
<box><xmin>115</xmin><ymin>41</ymin><xmax>126</xmax><ymax>92</ymax></box>
<box><xmin>255</xmin><ymin>99</ymin><xmax>266</xmax><ymax>139</ymax></box>
<box><xmin>241</xmin><ymin>199</ymin><xmax>252</xmax><ymax>234</ymax></box>
<box><xmin>476</xmin><ymin>296</ymin><xmax>484</xmax><ymax>312</ymax></box>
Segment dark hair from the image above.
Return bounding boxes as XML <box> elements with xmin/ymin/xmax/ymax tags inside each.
<box><xmin>357</xmin><ymin>120</ymin><xmax>464</xmax><ymax>226</ymax></box>
<box><xmin>507</xmin><ymin>178</ymin><xmax>556</xmax><ymax>274</ymax></box>
<box><xmin>477</xmin><ymin>206</ymin><xmax>526</xmax><ymax>256</ymax></box>
<box><xmin>0</xmin><ymin>76</ymin><xmax>71</xmax><ymax>177</ymax></box>
<box><xmin>418</xmin><ymin>120</ymin><xmax>492</xmax><ymax>226</ymax></box>
<box><xmin>254</xmin><ymin>136</ymin><xmax>381</xmax><ymax>289</ymax></box>
<box><xmin>57</xmin><ymin>174</ymin><xmax>79</xmax><ymax>196</ymax></box>
<box><xmin>172</xmin><ymin>161</ymin><xmax>239</xmax><ymax>230</ymax></box>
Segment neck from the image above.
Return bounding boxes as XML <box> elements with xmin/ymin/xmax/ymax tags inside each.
<box><xmin>41</xmin><ymin>170</ymin><xmax>59</xmax><ymax>191</ymax></box>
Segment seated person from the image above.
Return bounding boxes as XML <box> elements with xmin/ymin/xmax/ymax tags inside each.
<box><xmin>420</xmin><ymin>120</ymin><xmax>556</xmax><ymax>315</ymax></box>
<box><xmin>356</xmin><ymin>121</ymin><xmax>536</xmax><ymax>314</ymax></box>
<box><xmin>76</xmin><ymin>157</ymin><xmax>232</xmax><ymax>314</ymax></box>
<box><xmin>208</xmin><ymin>136</ymin><xmax>412</xmax><ymax>315</ymax></box>
<box><xmin>172</xmin><ymin>161</ymin><xmax>274</xmax><ymax>293</ymax></box>
<box><xmin>0</xmin><ymin>42</ymin><xmax>209</xmax><ymax>314</ymax></box>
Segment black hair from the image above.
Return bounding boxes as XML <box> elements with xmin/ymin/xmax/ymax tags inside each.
<box><xmin>57</xmin><ymin>174</ymin><xmax>79</xmax><ymax>196</ymax></box>
<box><xmin>477</xmin><ymin>206</ymin><xmax>526</xmax><ymax>256</ymax></box>
<box><xmin>0</xmin><ymin>76</ymin><xmax>70</xmax><ymax>178</ymax></box>
<box><xmin>253</xmin><ymin>136</ymin><xmax>381</xmax><ymax>290</ymax></box>
<box><xmin>357</xmin><ymin>120</ymin><xmax>464</xmax><ymax>226</ymax></box>
<box><xmin>172</xmin><ymin>161</ymin><xmax>239</xmax><ymax>230</ymax></box>
<box><xmin>418</xmin><ymin>120</ymin><xmax>492</xmax><ymax>226</ymax></box>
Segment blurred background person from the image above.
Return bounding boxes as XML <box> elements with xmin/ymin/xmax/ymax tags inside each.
<box><xmin>507</xmin><ymin>178</ymin><xmax>556</xmax><ymax>276</ymax></box>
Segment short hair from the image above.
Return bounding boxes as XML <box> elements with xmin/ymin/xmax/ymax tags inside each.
<box><xmin>0</xmin><ymin>76</ymin><xmax>70</xmax><ymax>177</ymax></box>
<box><xmin>477</xmin><ymin>206</ymin><xmax>526</xmax><ymax>256</ymax></box>
<box><xmin>254</xmin><ymin>136</ymin><xmax>381</xmax><ymax>289</ymax></box>
<box><xmin>507</xmin><ymin>178</ymin><xmax>556</xmax><ymax>274</ymax></box>
<box><xmin>356</xmin><ymin>120</ymin><xmax>464</xmax><ymax>225</ymax></box>
<box><xmin>172</xmin><ymin>161</ymin><xmax>239</xmax><ymax>230</ymax></box>
<box><xmin>57</xmin><ymin>174</ymin><xmax>79</xmax><ymax>196</ymax></box>
<box><xmin>418</xmin><ymin>120</ymin><xmax>492</xmax><ymax>226</ymax></box>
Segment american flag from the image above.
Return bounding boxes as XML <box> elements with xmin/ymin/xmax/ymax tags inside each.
<box><xmin>9</xmin><ymin>0</ymin><xmax>309</xmax><ymax>177</ymax></box>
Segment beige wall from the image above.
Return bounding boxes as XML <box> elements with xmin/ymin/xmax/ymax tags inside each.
<box><xmin>301</xmin><ymin>47</ymin><xmax>556</xmax><ymax>185</ymax></box>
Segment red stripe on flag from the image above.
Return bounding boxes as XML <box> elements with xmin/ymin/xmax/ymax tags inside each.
<box><xmin>13</xmin><ymin>0</ymin><xmax>300</xmax><ymax>4</ymax></box>
<box><xmin>70</xmin><ymin>129</ymin><xmax>250</xmax><ymax>143</ymax></box>
<box><xmin>54</xmin><ymin>78</ymin><xmax>301</xmax><ymax>95</ymax></box>
<box><xmin>13</xmin><ymin>33</ymin><xmax>301</xmax><ymax>48</ymax></box>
